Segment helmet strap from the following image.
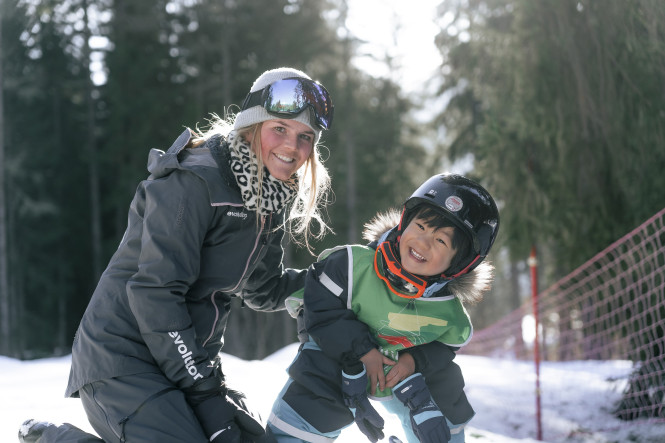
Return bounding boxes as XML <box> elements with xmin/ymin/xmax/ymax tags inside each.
<box><xmin>396</xmin><ymin>207</ymin><xmax>407</xmax><ymax>241</ymax></box>
<box><xmin>443</xmin><ymin>255</ymin><xmax>481</xmax><ymax>279</ymax></box>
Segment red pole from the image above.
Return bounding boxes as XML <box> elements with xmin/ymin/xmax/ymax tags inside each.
<box><xmin>528</xmin><ymin>245</ymin><xmax>543</xmax><ymax>440</ymax></box>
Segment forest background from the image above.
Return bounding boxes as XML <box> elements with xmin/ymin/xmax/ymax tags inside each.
<box><xmin>1</xmin><ymin>0</ymin><xmax>664</xmax><ymax>361</ymax></box>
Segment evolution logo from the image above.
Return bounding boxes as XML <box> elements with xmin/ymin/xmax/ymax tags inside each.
<box><xmin>169</xmin><ymin>331</ymin><xmax>204</xmax><ymax>381</ymax></box>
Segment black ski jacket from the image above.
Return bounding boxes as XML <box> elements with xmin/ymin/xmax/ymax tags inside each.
<box><xmin>66</xmin><ymin>129</ymin><xmax>305</xmax><ymax>398</ymax></box>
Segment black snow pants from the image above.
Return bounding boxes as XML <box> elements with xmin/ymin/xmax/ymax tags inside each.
<box><xmin>39</xmin><ymin>372</ymin><xmax>209</xmax><ymax>442</ymax></box>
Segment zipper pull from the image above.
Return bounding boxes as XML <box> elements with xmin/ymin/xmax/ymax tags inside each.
<box><xmin>260</xmin><ymin>216</ymin><xmax>268</xmax><ymax>244</ymax></box>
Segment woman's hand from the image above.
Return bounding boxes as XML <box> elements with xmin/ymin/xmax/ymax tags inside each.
<box><xmin>385</xmin><ymin>352</ymin><xmax>416</xmax><ymax>389</ymax></box>
<box><xmin>360</xmin><ymin>349</ymin><xmax>396</xmax><ymax>395</ymax></box>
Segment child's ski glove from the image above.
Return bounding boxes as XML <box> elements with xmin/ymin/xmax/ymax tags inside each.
<box><xmin>393</xmin><ymin>373</ymin><xmax>451</xmax><ymax>443</ymax></box>
<box><xmin>342</xmin><ymin>368</ymin><xmax>385</xmax><ymax>442</ymax></box>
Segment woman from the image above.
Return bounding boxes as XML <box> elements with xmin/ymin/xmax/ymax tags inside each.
<box><xmin>20</xmin><ymin>67</ymin><xmax>335</xmax><ymax>443</ymax></box>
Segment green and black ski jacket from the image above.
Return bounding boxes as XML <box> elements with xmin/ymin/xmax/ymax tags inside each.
<box><xmin>283</xmin><ymin>211</ymin><xmax>492</xmax><ymax>425</ymax></box>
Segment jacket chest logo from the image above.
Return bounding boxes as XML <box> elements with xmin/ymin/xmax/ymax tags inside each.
<box><xmin>226</xmin><ymin>210</ymin><xmax>248</xmax><ymax>219</ymax></box>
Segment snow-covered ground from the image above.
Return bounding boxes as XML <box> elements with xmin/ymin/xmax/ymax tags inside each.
<box><xmin>2</xmin><ymin>344</ymin><xmax>665</xmax><ymax>442</ymax></box>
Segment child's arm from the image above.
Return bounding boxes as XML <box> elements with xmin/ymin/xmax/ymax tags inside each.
<box><xmin>304</xmin><ymin>250</ymin><xmax>377</xmax><ymax>368</ymax></box>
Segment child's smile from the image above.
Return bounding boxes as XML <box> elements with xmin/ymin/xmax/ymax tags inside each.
<box><xmin>399</xmin><ymin>218</ymin><xmax>457</xmax><ymax>277</ymax></box>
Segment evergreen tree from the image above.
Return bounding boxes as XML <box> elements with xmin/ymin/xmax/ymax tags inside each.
<box><xmin>0</xmin><ymin>0</ymin><xmax>10</xmax><ymax>356</ymax></box>
<box><xmin>434</xmin><ymin>0</ymin><xmax>665</xmax><ymax>281</ymax></box>
<box><xmin>99</xmin><ymin>0</ymin><xmax>185</xmax><ymax>247</ymax></box>
<box><xmin>2</xmin><ymin>0</ymin><xmax>93</xmax><ymax>356</ymax></box>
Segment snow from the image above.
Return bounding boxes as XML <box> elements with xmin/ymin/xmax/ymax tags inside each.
<box><xmin>2</xmin><ymin>344</ymin><xmax>665</xmax><ymax>442</ymax></box>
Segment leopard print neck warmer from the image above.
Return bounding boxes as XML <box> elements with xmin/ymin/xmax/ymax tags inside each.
<box><xmin>227</xmin><ymin>131</ymin><xmax>298</xmax><ymax>215</ymax></box>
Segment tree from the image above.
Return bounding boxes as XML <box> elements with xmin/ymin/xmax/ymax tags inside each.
<box><xmin>0</xmin><ymin>0</ymin><xmax>10</xmax><ymax>356</ymax></box>
<box><xmin>434</xmin><ymin>0</ymin><xmax>665</xmax><ymax>282</ymax></box>
<box><xmin>1</xmin><ymin>0</ymin><xmax>100</xmax><ymax>356</ymax></box>
<box><xmin>80</xmin><ymin>0</ymin><xmax>104</xmax><ymax>281</ymax></box>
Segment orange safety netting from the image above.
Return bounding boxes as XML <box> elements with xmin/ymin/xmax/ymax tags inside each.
<box><xmin>463</xmin><ymin>207</ymin><xmax>665</xmax><ymax>420</ymax></box>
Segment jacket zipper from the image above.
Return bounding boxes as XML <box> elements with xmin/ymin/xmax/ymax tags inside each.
<box><xmin>203</xmin><ymin>215</ymin><xmax>266</xmax><ymax>346</ymax></box>
<box><xmin>203</xmin><ymin>215</ymin><xmax>268</xmax><ymax>347</ymax></box>
<box><xmin>229</xmin><ymin>215</ymin><xmax>266</xmax><ymax>292</ymax></box>
<box><xmin>251</xmin><ymin>213</ymin><xmax>271</xmax><ymax>265</ymax></box>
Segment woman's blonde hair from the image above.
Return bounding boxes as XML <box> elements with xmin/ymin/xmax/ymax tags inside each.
<box><xmin>190</xmin><ymin>113</ymin><xmax>332</xmax><ymax>253</ymax></box>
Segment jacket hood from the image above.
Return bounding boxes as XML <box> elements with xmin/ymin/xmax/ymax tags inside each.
<box><xmin>362</xmin><ymin>208</ymin><xmax>493</xmax><ymax>305</ymax></box>
<box><xmin>147</xmin><ymin>129</ymin><xmax>193</xmax><ymax>179</ymax></box>
<box><xmin>146</xmin><ymin>129</ymin><xmax>242</xmax><ymax>206</ymax></box>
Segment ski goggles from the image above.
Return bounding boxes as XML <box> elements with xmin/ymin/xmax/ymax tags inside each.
<box><xmin>374</xmin><ymin>241</ymin><xmax>428</xmax><ymax>299</ymax></box>
<box><xmin>240</xmin><ymin>77</ymin><xmax>334</xmax><ymax>130</ymax></box>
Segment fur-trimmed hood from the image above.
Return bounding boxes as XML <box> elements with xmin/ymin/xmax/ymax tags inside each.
<box><xmin>362</xmin><ymin>209</ymin><xmax>493</xmax><ymax>306</ymax></box>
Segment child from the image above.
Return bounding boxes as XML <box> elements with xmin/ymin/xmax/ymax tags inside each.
<box><xmin>267</xmin><ymin>173</ymin><xmax>500</xmax><ymax>443</ymax></box>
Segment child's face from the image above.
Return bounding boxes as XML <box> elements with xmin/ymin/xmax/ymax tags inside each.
<box><xmin>399</xmin><ymin>217</ymin><xmax>457</xmax><ymax>277</ymax></box>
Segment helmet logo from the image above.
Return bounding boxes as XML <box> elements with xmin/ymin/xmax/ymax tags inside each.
<box><xmin>445</xmin><ymin>196</ymin><xmax>463</xmax><ymax>212</ymax></box>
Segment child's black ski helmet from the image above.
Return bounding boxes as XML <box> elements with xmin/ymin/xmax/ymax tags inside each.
<box><xmin>397</xmin><ymin>173</ymin><xmax>500</xmax><ymax>278</ymax></box>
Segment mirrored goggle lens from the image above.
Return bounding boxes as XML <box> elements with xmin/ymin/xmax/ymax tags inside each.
<box><xmin>264</xmin><ymin>78</ymin><xmax>334</xmax><ymax>129</ymax></box>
